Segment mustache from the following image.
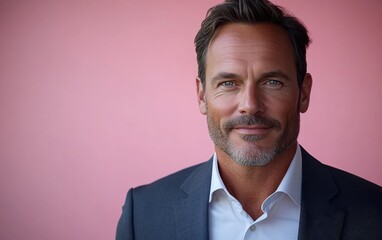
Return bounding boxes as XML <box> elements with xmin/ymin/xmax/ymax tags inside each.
<box><xmin>223</xmin><ymin>115</ymin><xmax>281</xmax><ymax>130</ymax></box>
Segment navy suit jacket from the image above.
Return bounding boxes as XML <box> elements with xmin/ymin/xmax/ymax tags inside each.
<box><xmin>116</xmin><ymin>148</ymin><xmax>382</xmax><ymax>239</ymax></box>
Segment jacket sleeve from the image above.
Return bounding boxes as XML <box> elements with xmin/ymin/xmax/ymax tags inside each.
<box><xmin>116</xmin><ymin>188</ymin><xmax>135</xmax><ymax>240</ymax></box>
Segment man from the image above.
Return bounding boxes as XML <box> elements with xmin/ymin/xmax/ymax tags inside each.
<box><xmin>116</xmin><ymin>0</ymin><xmax>382</xmax><ymax>239</ymax></box>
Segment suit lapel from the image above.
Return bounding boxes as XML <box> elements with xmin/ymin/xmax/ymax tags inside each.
<box><xmin>298</xmin><ymin>148</ymin><xmax>346</xmax><ymax>240</ymax></box>
<box><xmin>174</xmin><ymin>159</ymin><xmax>212</xmax><ymax>240</ymax></box>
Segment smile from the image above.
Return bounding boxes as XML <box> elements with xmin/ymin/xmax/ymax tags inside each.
<box><xmin>232</xmin><ymin>125</ymin><xmax>272</xmax><ymax>135</ymax></box>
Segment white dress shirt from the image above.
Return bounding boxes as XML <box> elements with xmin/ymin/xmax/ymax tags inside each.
<box><xmin>208</xmin><ymin>145</ymin><xmax>302</xmax><ymax>240</ymax></box>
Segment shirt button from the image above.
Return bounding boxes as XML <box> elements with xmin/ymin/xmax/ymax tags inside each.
<box><xmin>250</xmin><ymin>225</ymin><xmax>256</xmax><ymax>231</ymax></box>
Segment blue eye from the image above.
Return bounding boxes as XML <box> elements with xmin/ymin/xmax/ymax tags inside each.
<box><xmin>219</xmin><ymin>81</ymin><xmax>236</xmax><ymax>87</ymax></box>
<box><xmin>264</xmin><ymin>80</ymin><xmax>283</xmax><ymax>89</ymax></box>
<box><xmin>267</xmin><ymin>80</ymin><xmax>281</xmax><ymax>85</ymax></box>
<box><xmin>222</xmin><ymin>81</ymin><xmax>234</xmax><ymax>86</ymax></box>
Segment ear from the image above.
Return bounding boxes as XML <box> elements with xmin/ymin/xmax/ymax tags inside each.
<box><xmin>196</xmin><ymin>77</ymin><xmax>207</xmax><ymax>115</ymax></box>
<box><xmin>299</xmin><ymin>73</ymin><xmax>312</xmax><ymax>113</ymax></box>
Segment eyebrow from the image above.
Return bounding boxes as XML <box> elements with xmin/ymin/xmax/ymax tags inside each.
<box><xmin>259</xmin><ymin>70</ymin><xmax>290</xmax><ymax>81</ymax></box>
<box><xmin>211</xmin><ymin>72</ymin><xmax>241</xmax><ymax>84</ymax></box>
<box><xmin>211</xmin><ymin>70</ymin><xmax>290</xmax><ymax>84</ymax></box>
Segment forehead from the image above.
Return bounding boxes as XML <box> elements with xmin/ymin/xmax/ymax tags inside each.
<box><xmin>206</xmin><ymin>23</ymin><xmax>296</xmax><ymax>77</ymax></box>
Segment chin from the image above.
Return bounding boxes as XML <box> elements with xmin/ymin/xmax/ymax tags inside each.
<box><xmin>225</xmin><ymin>141</ymin><xmax>278</xmax><ymax>167</ymax></box>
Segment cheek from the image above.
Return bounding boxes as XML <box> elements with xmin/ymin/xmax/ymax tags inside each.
<box><xmin>215</xmin><ymin>95</ymin><xmax>237</xmax><ymax>108</ymax></box>
<box><xmin>207</xmin><ymin>94</ymin><xmax>238</xmax><ymax>120</ymax></box>
<box><xmin>265</xmin><ymin>93</ymin><xmax>300</xmax><ymax>122</ymax></box>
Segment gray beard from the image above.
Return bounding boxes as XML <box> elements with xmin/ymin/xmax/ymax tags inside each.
<box><xmin>207</xmin><ymin>113</ymin><xmax>299</xmax><ymax>167</ymax></box>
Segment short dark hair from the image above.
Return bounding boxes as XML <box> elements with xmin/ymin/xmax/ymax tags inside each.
<box><xmin>194</xmin><ymin>0</ymin><xmax>311</xmax><ymax>88</ymax></box>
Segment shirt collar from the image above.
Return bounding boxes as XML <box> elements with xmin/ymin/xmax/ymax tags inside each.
<box><xmin>275</xmin><ymin>145</ymin><xmax>302</xmax><ymax>205</ymax></box>
<box><xmin>209</xmin><ymin>145</ymin><xmax>302</xmax><ymax>205</ymax></box>
<box><xmin>209</xmin><ymin>153</ymin><xmax>227</xmax><ymax>203</ymax></box>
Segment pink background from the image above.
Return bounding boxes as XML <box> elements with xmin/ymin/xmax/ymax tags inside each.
<box><xmin>1</xmin><ymin>0</ymin><xmax>381</xmax><ymax>239</ymax></box>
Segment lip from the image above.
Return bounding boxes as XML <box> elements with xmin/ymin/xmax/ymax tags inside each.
<box><xmin>232</xmin><ymin>125</ymin><xmax>272</xmax><ymax>135</ymax></box>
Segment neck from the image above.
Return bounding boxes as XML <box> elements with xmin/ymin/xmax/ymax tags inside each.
<box><xmin>215</xmin><ymin>142</ymin><xmax>297</xmax><ymax>219</ymax></box>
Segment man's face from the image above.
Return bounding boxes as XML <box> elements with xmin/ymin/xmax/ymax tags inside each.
<box><xmin>197</xmin><ymin>23</ymin><xmax>312</xmax><ymax>166</ymax></box>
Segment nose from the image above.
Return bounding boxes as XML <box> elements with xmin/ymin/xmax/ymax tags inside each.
<box><xmin>238</xmin><ymin>83</ymin><xmax>264</xmax><ymax>115</ymax></box>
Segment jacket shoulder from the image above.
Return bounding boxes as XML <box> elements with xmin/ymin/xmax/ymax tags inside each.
<box><xmin>116</xmin><ymin>160</ymin><xmax>212</xmax><ymax>239</ymax></box>
<box><xmin>324</xmin><ymin>163</ymin><xmax>382</xmax><ymax>202</ymax></box>
<box><xmin>300</xmin><ymin>148</ymin><xmax>382</xmax><ymax>239</ymax></box>
<box><xmin>134</xmin><ymin>160</ymin><xmax>211</xmax><ymax>197</ymax></box>
<box><xmin>302</xmin><ymin>148</ymin><xmax>382</xmax><ymax>202</ymax></box>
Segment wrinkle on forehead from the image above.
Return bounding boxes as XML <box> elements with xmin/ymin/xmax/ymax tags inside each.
<box><xmin>209</xmin><ymin>23</ymin><xmax>293</xmax><ymax>57</ymax></box>
<box><xmin>206</xmin><ymin>23</ymin><xmax>296</xmax><ymax>80</ymax></box>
